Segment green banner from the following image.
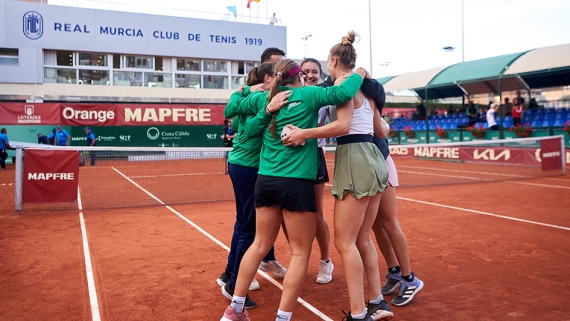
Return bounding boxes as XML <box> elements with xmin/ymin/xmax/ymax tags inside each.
<box><xmin>70</xmin><ymin>126</ymin><xmax>224</xmax><ymax>147</ymax></box>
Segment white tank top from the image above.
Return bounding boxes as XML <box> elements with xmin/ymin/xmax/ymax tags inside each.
<box><xmin>341</xmin><ymin>97</ymin><xmax>374</xmax><ymax>136</ymax></box>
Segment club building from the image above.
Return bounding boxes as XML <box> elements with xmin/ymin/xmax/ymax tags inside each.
<box><xmin>0</xmin><ymin>0</ymin><xmax>286</xmax><ymax>149</ymax></box>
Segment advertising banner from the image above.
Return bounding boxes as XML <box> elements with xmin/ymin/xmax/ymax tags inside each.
<box><xmin>70</xmin><ymin>125</ymin><xmax>224</xmax><ymax>147</ymax></box>
<box><xmin>0</xmin><ymin>103</ymin><xmax>226</xmax><ymax>126</ymax></box>
<box><xmin>540</xmin><ymin>138</ymin><xmax>563</xmax><ymax>171</ymax></box>
<box><xmin>0</xmin><ymin>103</ymin><xmax>60</xmax><ymax>125</ymax></box>
<box><xmin>22</xmin><ymin>150</ymin><xmax>79</xmax><ymax>203</ymax></box>
<box><xmin>60</xmin><ymin>104</ymin><xmax>118</xmax><ymax>126</ymax></box>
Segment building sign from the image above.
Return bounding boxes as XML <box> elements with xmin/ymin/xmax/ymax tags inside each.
<box><xmin>22</xmin><ymin>150</ymin><xmax>79</xmax><ymax>203</ymax></box>
<box><xmin>4</xmin><ymin>0</ymin><xmax>286</xmax><ymax>61</ymax></box>
<box><xmin>0</xmin><ymin>103</ymin><xmax>225</xmax><ymax>126</ymax></box>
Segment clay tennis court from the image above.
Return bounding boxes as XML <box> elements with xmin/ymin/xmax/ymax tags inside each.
<box><xmin>1</xmin><ymin>155</ymin><xmax>570</xmax><ymax>321</ymax></box>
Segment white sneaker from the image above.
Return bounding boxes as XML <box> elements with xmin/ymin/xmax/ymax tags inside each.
<box><xmin>249</xmin><ymin>277</ymin><xmax>260</xmax><ymax>291</ymax></box>
<box><xmin>259</xmin><ymin>260</ymin><xmax>287</xmax><ymax>278</ymax></box>
<box><xmin>316</xmin><ymin>260</ymin><xmax>334</xmax><ymax>284</ymax></box>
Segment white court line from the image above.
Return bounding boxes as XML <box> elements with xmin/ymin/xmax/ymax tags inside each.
<box><xmin>398</xmin><ymin>165</ymin><xmax>526</xmax><ymax>178</ymax></box>
<box><xmin>396</xmin><ymin>196</ymin><xmax>570</xmax><ymax>231</ymax></box>
<box><xmin>130</xmin><ymin>172</ymin><xmax>225</xmax><ymax>179</ymax></box>
<box><xmin>509</xmin><ymin>181</ymin><xmax>570</xmax><ymax>190</ymax></box>
<box><xmin>324</xmin><ymin>183</ymin><xmax>570</xmax><ymax>231</ymax></box>
<box><xmin>78</xmin><ymin>188</ymin><xmax>102</xmax><ymax>321</ymax></box>
<box><xmin>112</xmin><ymin>167</ymin><xmax>333</xmax><ymax>321</ymax></box>
<box><xmin>398</xmin><ymin>170</ymin><xmax>492</xmax><ymax>181</ymax></box>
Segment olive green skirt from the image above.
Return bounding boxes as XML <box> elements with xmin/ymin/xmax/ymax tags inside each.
<box><xmin>332</xmin><ymin>142</ymin><xmax>389</xmax><ymax>200</ymax></box>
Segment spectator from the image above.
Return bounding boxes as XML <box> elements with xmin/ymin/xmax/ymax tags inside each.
<box><xmin>503</xmin><ymin>97</ymin><xmax>512</xmax><ymax>116</ymax></box>
<box><xmin>416</xmin><ymin>102</ymin><xmax>426</xmax><ymax>120</ymax></box>
<box><xmin>37</xmin><ymin>133</ymin><xmax>50</xmax><ymax>144</ymax></box>
<box><xmin>515</xmin><ymin>90</ymin><xmax>525</xmax><ymax>106</ymax></box>
<box><xmin>383</xmin><ymin>113</ymin><xmax>394</xmax><ymax>125</ymax></box>
<box><xmin>487</xmin><ymin>103</ymin><xmax>500</xmax><ymax>130</ymax></box>
<box><xmin>466</xmin><ymin>100</ymin><xmax>478</xmax><ymax>126</ymax></box>
<box><xmin>55</xmin><ymin>125</ymin><xmax>71</xmax><ymax>146</ymax></box>
<box><xmin>269</xmin><ymin>13</ymin><xmax>280</xmax><ymax>25</ymax></box>
<box><xmin>48</xmin><ymin>128</ymin><xmax>57</xmax><ymax>145</ymax></box>
<box><xmin>0</xmin><ymin>128</ymin><xmax>11</xmax><ymax>170</ymax></box>
<box><xmin>447</xmin><ymin>105</ymin><xmax>454</xmax><ymax>115</ymax></box>
<box><xmin>528</xmin><ymin>98</ymin><xmax>539</xmax><ymax>109</ymax></box>
<box><xmin>222</xmin><ymin>119</ymin><xmax>236</xmax><ymax>147</ymax></box>
<box><xmin>428</xmin><ymin>106</ymin><xmax>437</xmax><ymax>117</ymax></box>
<box><xmin>84</xmin><ymin>127</ymin><xmax>97</xmax><ymax>166</ymax></box>
<box><xmin>512</xmin><ymin>97</ymin><xmax>523</xmax><ymax>126</ymax></box>
<box><xmin>477</xmin><ymin>107</ymin><xmax>486</xmax><ymax>122</ymax></box>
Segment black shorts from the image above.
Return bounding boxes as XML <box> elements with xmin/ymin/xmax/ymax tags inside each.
<box><xmin>313</xmin><ymin>147</ymin><xmax>329</xmax><ymax>185</ymax></box>
<box><xmin>254</xmin><ymin>175</ymin><xmax>317</xmax><ymax>212</ymax></box>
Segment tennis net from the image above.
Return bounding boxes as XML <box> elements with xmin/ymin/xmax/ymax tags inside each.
<box><xmin>13</xmin><ymin>135</ymin><xmax>566</xmax><ymax>212</ymax></box>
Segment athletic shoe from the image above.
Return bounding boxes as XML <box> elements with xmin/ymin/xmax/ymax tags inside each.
<box><xmin>316</xmin><ymin>260</ymin><xmax>334</xmax><ymax>284</ymax></box>
<box><xmin>391</xmin><ymin>273</ymin><xmax>424</xmax><ymax>307</ymax></box>
<box><xmin>221</xmin><ymin>282</ymin><xmax>256</xmax><ymax>309</ymax></box>
<box><xmin>341</xmin><ymin>310</ymin><xmax>374</xmax><ymax>321</ymax></box>
<box><xmin>367</xmin><ymin>300</ymin><xmax>394</xmax><ymax>320</ymax></box>
<box><xmin>220</xmin><ymin>305</ymin><xmax>250</xmax><ymax>321</ymax></box>
<box><xmin>217</xmin><ymin>271</ymin><xmax>231</xmax><ymax>287</ymax></box>
<box><xmin>381</xmin><ymin>271</ymin><xmax>402</xmax><ymax>295</ymax></box>
<box><xmin>217</xmin><ymin>272</ymin><xmax>259</xmax><ymax>291</ymax></box>
<box><xmin>259</xmin><ymin>260</ymin><xmax>287</xmax><ymax>277</ymax></box>
<box><xmin>248</xmin><ymin>277</ymin><xmax>260</xmax><ymax>291</ymax></box>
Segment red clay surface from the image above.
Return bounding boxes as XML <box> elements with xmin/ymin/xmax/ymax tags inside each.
<box><xmin>1</xmin><ymin>158</ymin><xmax>570</xmax><ymax>321</ymax></box>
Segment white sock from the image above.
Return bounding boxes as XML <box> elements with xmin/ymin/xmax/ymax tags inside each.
<box><xmin>230</xmin><ymin>295</ymin><xmax>246</xmax><ymax>314</ymax></box>
<box><xmin>276</xmin><ymin>309</ymin><xmax>292</xmax><ymax>320</ymax></box>
<box><xmin>351</xmin><ymin>309</ymin><xmax>368</xmax><ymax>320</ymax></box>
<box><xmin>369</xmin><ymin>294</ymin><xmax>384</xmax><ymax>304</ymax></box>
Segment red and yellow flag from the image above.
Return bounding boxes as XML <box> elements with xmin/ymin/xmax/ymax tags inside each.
<box><xmin>247</xmin><ymin>0</ymin><xmax>260</xmax><ymax>9</ymax></box>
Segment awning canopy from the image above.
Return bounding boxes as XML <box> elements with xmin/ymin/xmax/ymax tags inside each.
<box><xmin>376</xmin><ymin>75</ymin><xmax>396</xmax><ymax>85</ymax></box>
<box><xmin>378</xmin><ymin>42</ymin><xmax>570</xmax><ymax>100</ymax></box>
<box><xmin>382</xmin><ymin>66</ymin><xmax>447</xmax><ymax>93</ymax></box>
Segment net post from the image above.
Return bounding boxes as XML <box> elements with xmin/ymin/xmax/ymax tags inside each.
<box><xmin>14</xmin><ymin>147</ymin><xmax>23</xmax><ymax>213</ymax></box>
<box><xmin>561</xmin><ymin>135</ymin><xmax>566</xmax><ymax>175</ymax></box>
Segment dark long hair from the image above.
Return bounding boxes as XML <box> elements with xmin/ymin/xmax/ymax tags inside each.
<box><xmin>245</xmin><ymin>62</ymin><xmax>276</xmax><ymax>86</ymax></box>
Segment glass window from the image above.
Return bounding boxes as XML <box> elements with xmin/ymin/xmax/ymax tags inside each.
<box><xmin>176</xmin><ymin>59</ymin><xmax>200</xmax><ymax>71</ymax></box>
<box><xmin>231</xmin><ymin>76</ymin><xmax>246</xmax><ymax>89</ymax></box>
<box><xmin>78</xmin><ymin>53</ymin><xmax>108</xmax><ymax>67</ymax></box>
<box><xmin>0</xmin><ymin>57</ymin><xmax>18</xmax><ymax>65</ymax></box>
<box><xmin>44</xmin><ymin>68</ymin><xmax>76</xmax><ymax>84</ymax></box>
<box><xmin>144</xmin><ymin>72</ymin><xmax>172</xmax><ymax>88</ymax></box>
<box><xmin>231</xmin><ymin>61</ymin><xmax>245</xmax><ymax>75</ymax></box>
<box><xmin>78</xmin><ymin>70</ymin><xmax>110</xmax><ymax>85</ymax></box>
<box><xmin>155</xmin><ymin>57</ymin><xmax>163</xmax><ymax>71</ymax></box>
<box><xmin>0</xmin><ymin>48</ymin><xmax>18</xmax><ymax>65</ymax></box>
<box><xmin>244</xmin><ymin>61</ymin><xmax>259</xmax><ymax>74</ymax></box>
<box><xmin>204</xmin><ymin>60</ymin><xmax>227</xmax><ymax>73</ymax></box>
<box><xmin>203</xmin><ymin>75</ymin><xmax>228</xmax><ymax>89</ymax></box>
<box><xmin>175</xmin><ymin>74</ymin><xmax>201</xmax><ymax>88</ymax></box>
<box><xmin>56</xmin><ymin>51</ymin><xmax>74</xmax><ymax>66</ymax></box>
<box><xmin>113</xmin><ymin>54</ymin><xmax>120</xmax><ymax>69</ymax></box>
<box><xmin>124</xmin><ymin>56</ymin><xmax>153</xmax><ymax>69</ymax></box>
<box><xmin>113</xmin><ymin>71</ymin><xmax>143</xmax><ymax>86</ymax></box>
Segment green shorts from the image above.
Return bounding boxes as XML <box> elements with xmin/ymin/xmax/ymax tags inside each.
<box><xmin>332</xmin><ymin>142</ymin><xmax>389</xmax><ymax>200</ymax></box>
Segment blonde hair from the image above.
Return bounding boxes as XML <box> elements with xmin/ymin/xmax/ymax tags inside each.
<box><xmin>330</xmin><ymin>30</ymin><xmax>359</xmax><ymax>70</ymax></box>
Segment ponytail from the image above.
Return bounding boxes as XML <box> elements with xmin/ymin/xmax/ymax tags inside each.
<box><xmin>267</xmin><ymin>73</ymin><xmax>283</xmax><ymax>138</ymax></box>
<box><xmin>246</xmin><ymin>67</ymin><xmax>260</xmax><ymax>86</ymax></box>
<box><xmin>267</xmin><ymin>59</ymin><xmax>301</xmax><ymax>138</ymax></box>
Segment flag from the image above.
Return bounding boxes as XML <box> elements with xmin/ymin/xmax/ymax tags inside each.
<box><xmin>226</xmin><ymin>5</ymin><xmax>237</xmax><ymax>18</ymax></box>
<box><xmin>247</xmin><ymin>0</ymin><xmax>260</xmax><ymax>9</ymax></box>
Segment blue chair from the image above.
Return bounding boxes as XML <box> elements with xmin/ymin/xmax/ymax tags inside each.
<box><xmin>531</xmin><ymin>120</ymin><xmax>541</xmax><ymax>127</ymax></box>
<box><xmin>449</xmin><ymin>123</ymin><xmax>458</xmax><ymax>129</ymax></box>
<box><xmin>541</xmin><ymin>119</ymin><xmax>553</xmax><ymax>127</ymax></box>
<box><xmin>536</xmin><ymin>109</ymin><xmax>545</xmax><ymax>116</ymax></box>
<box><xmin>555</xmin><ymin>113</ymin><xmax>565</xmax><ymax>120</ymax></box>
<box><xmin>429</xmin><ymin>123</ymin><xmax>437</xmax><ymax>130</ymax></box>
<box><xmin>528</xmin><ymin>109</ymin><xmax>538</xmax><ymax>115</ymax></box>
<box><xmin>482</xmin><ymin>123</ymin><xmax>489</xmax><ymax>129</ymax></box>
<box><xmin>442</xmin><ymin>123</ymin><xmax>451</xmax><ymax>130</ymax></box>
<box><xmin>553</xmin><ymin>119</ymin><xmax>565</xmax><ymax>127</ymax></box>
<box><xmin>545</xmin><ymin>108</ymin><xmax>556</xmax><ymax>114</ymax></box>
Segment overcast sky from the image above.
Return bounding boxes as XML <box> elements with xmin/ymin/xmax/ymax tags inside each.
<box><xmin>50</xmin><ymin>0</ymin><xmax>570</xmax><ymax>78</ymax></box>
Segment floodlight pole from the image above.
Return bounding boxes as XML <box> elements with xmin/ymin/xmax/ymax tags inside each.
<box><xmin>369</xmin><ymin>0</ymin><xmax>373</xmax><ymax>76</ymax></box>
<box><xmin>301</xmin><ymin>34</ymin><xmax>313</xmax><ymax>59</ymax></box>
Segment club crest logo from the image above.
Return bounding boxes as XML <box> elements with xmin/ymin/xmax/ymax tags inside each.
<box><xmin>23</xmin><ymin>11</ymin><xmax>44</xmax><ymax>40</ymax></box>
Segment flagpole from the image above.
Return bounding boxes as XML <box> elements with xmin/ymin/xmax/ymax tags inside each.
<box><xmin>368</xmin><ymin>0</ymin><xmax>373</xmax><ymax>77</ymax></box>
<box><xmin>266</xmin><ymin>0</ymin><xmax>268</xmax><ymax>24</ymax></box>
<box><xmin>257</xmin><ymin>2</ymin><xmax>259</xmax><ymax>24</ymax></box>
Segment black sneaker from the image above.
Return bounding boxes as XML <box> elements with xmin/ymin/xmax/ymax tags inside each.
<box><xmin>341</xmin><ymin>310</ymin><xmax>374</xmax><ymax>321</ymax></box>
<box><xmin>221</xmin><ymin>282</ymin><xmax>256</xmax><ymax>309</ymax></box>
<box><xmin>367</xmin><ymin>300</ymin><xmax>394</xmax><ymax>320</ymax></box>
<box><xmin>217</xmin><ymin>271</ymin><xmax>231</xmax><ymax>287</ymax></box>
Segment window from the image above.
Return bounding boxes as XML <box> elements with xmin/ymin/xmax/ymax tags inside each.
<box><xmin>244</xmin><ymin>61</ymin><xmax>258</xmax><ymax>74</ymax></box>
<box><xmin>113</xmin><ymin>54</ymin><xmax>120</xmax><ymax>69</ymax></box>
<box><xmin>79</xmin><ymin>70</ymin><xmax>109</xmax><ymax>85</ymax></box>
<box><xmin>203</xmin><ymin>75</ymin><xmax>228</xmax><ymax>89</ymax></box>
<box><xmin>78</xmin><ymin>53</ymin><xmax>108</xmax><ymax>67</ymax></box>
<box><xmin>44</xmin><ymin>68</ymin><xmax>76</xmax><ymax>84</ymax></box>
<box><xmin>0</xmin><ymin>48</ymin><xmax>18</xmax><ymax>65</ymax></box>
<box><xmin>175</xmin><ymin>74</ymin><xmax>201</xmax><ymax>88</ymax></box>
<box><xmin>56</xmin><ymin>50</ymin><xmax>73</xmax><ymax>66</ymax></box>
<box><xmin>231</xmin><ymin>76</ymin><xmax>246</xmax><ymax>89</ymax></box>
<box><xmin>125</xmin><ymin>55</ymin><xmax>153</xmax><ymax>69</ymax></box>
<box><xmin>113</xmin><ymin>71</ymin><xmax>143</xmax><ymax>86</ymax></box>
<box><xmin>177</xmin><ymin>59</ymin><xmax>200</xmax><ymax>71</ymax></box>
<box><xmin>204</xmin><ymin>60</ymin><xmax>227</xmax><ymax>73</ymax></box>
<box><xmin>144</xmin><ymin>72</ymin><xmax>172</xmax><ymax>87</ymax></box>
